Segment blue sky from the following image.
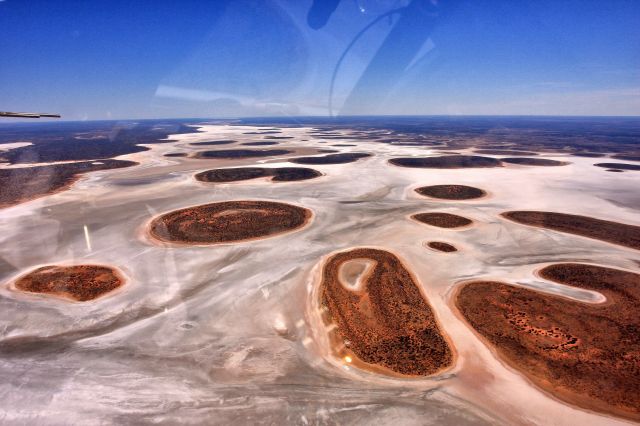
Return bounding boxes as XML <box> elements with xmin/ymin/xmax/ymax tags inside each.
<box><xmin>1</xmin><ymin>0</ymin><xmax>638</xmax><ymax>120</ymax></box>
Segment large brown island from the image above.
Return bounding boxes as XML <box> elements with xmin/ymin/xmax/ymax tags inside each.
<box><xmin>0</xmin><ymin>159</ymin><xmax>138</xmax><ymax>208</ymax></box>
<box><xmin>502</xmin><ymin>211</ymin><xmax>640</xmax><ymax>250</ymax></box>
<box><xmin>455</xmin><ymin>263</ymin><xmax>640</xmax><ymax>421</ymax></box>
<box><xmin>319</xmin><ymin>248</ymin><xmax>453</xmax><ymax>376</ymax></box>
<box><xmin>13</xmin><ymin>264</ymin><xmax>125</xmax><ymax>301</ymax></box>
<box><xmin>148</xmin><ymin>200</ymin><xmax>312</xmax><ymax>245</ymax></box>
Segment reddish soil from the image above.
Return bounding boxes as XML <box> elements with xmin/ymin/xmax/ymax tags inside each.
<box><xmin>389</xmin><ymin>155</ymin><xmax>502</xmax><ymax>168</ymax></box>
<box><xmin>502</xmin><ymin>211</ymin><xmax>640</xmax><ymax>250</ymax></box>
<box><xmin>501</xmin><ymin>157</ymin><xmax>569</xmax><ymax>166</ymax></box>
<box><xmin>194</xmin><ymin>167</ymin><xmax>321</xmax><ymax>183</ymax></box>
<box><xmin>0</xmin><ymin>159</ymin><xmax>138</xmax><ymax>208</ymax></box>
<box><xmin>149</xmin><ymin>200</ymin><xmax>311</xmax><ymax>244</ymax></box>
<box><xmin>412</xmin><ymin>212</ymin><xmax>473</xmax><ymax>228</ymax></box>
<box><xmin>320</xmin><ymin>248</ymin><xmax>453</xmax><ymax>376</ymax></box>
<box><xmin>14</xmin><ymin>264</ymin><xmax>125</xmax><ymax>301</ymax></box>
<box><xmin>415</xmin><ymin>185</ymin><xmax>486</xmax><ymax>200</ymax></box>
<box><xmin>455</xmin><ymin>263</ymin><xmax>640</xmax><ymax>421</ymax></box>
<box><xmin>426</xmin><ymin>242</ymin><xmax>457</xmax><ymax>252</ymax></box>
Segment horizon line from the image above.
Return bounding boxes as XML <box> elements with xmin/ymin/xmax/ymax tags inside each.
<box><xmin>1</xmin><ymin>113</ymin><xmax>640</xmax><ymax>125</ymax></box>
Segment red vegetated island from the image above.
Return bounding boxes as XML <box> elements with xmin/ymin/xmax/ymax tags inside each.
<box><xmin>148</xmin><ymin>200</ymin><xmax>312</xmax><ymax>245</ymax></box>
<box><xmin>502</xmin><ymin>211</ymin><xmax>640</xmax><ymax>250</ymax></box>
<box><xmin>426</xmin><ymin>241</ymin><xmax>457</xmax><ymax>252</ymax></box>
<box><xmin>189</xmin><ymin>140</ymin><xmax>236</xmax><ymax>146</ymax></box>
<box><xmin>594</xmin><ymin>162</ymin><xmax>640</xmax><ymax>171</ymax></box>
<box><xmin>290</xmin><ymin>152</ymin><xmax>371</xmax><ymax>165</ymax></box>
<box><xmin>13</xmin><ymin>264</ymin><xmax>125</xmax><ymax>301</ymax></box>
<box><xmin>194</xmin><ymin>167</ymin><xmax>321</xmax><ymax>183</ymax></box>
<box><xmin>412</xmin><ymin>212</ymin><xmax>473</xmax><ymax>228</ymax></box>
<box><xmin>474</xmin><ymin>149</ymin><xmax>539</xmax><ymax>156</ymax></box>
<box><xmin>572</xmin><ymin>152</ymin><xmax>606</xmax><ymax>158</ymax></box>
<box><xmin>241</xmin><ymin>141</ymin><xmax>279</xmax><ymax>146</ymax></box>
<box><xmin>194</xmin><ymin>149</ymin><xmax>292</xmax><ymax>159</ymax></box>
<box><xmin>320</xmin><ymin>248</ymin><xmax>453</xmax><ymax>376</ymax></box>
<box><xmin>455</xmin><ymin>263</ymin><xmax>640</xmax><ymax>421</ymax></box>
<box><xmin>416</xmin><ymin>184</ymin><xmax>487</xmax><ymax>200</ymax></box>
<box><xmin>0</xmin><ymin>159</ymin><xmax>138</xmax><ymax>208</ymax></box>
<box><xmin>389</xmin><ymin>155</ymin><xmax>502</xmax><ymax>168</ymax></box>
<box><xmin>501</xmin><ymin>157</ymin><xmax>569</xmax><ymax>166</ymax></box>
<box><xmin>611</xmin><ymin>154</ymin><xmax>640</xmax><ymax>162</ymax></box>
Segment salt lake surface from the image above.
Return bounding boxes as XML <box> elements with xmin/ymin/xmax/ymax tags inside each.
<box><xmin>1</xmin><ymin>122</ymin><xmax>639</xmax><ymax>425</ymax></box>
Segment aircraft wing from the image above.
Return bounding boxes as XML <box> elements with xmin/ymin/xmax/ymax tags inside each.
<box><xmin>0</xmin><ymin>111</ymin><xmax>61</xmax><ymax>118</ymax></box>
